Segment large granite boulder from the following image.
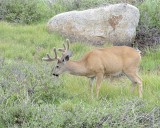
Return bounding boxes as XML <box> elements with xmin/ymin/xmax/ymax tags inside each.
<box><xmin>47</xmin><ymin>3</ymin><xmax>140</xmax><ymax>45</ymax></box>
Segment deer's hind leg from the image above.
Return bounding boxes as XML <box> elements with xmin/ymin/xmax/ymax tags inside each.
<box><xmin>123</xmin><ymin>69</ymin><xmax>142</xmax><ymax>98</ymax></box>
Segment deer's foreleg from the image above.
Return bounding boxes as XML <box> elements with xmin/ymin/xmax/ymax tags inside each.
<box><xmin>96</xmin><ymin>73</ymin><xmax>104</xmax><ymax>98</ymax></box>
<box><xmin>89</xmin><ymin>77</ymin><xmax>95</xmax><ymax>99</ymax></box>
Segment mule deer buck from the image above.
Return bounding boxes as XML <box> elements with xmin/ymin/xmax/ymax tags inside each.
<box><xmin>42</xmin><ymin>39</ymin><xmax>142</xmax><ymax>98</ymax></box>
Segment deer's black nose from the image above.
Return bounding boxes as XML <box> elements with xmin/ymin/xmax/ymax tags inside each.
<box><xmin>53</xmin><ymin>73</ymin><xmax>59</xmax><ymax>77</ymax></box>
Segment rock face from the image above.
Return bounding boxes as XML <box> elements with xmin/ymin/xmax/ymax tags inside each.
<box><xmin>47</xmin><ymin>3</ymin><xmax>140</xmax><ymax>45</ymax></box>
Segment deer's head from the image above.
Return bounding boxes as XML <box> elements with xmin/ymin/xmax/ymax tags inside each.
<box><xmin>42</xmin><ymin>39</ymin><xmax>72</xmax><ymax>77</ymax></box>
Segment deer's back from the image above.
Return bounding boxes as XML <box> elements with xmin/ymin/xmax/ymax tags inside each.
<box><xmin>82</xmin><ymin>46</ymin><xmax>141</xmax><ymax>75</ymax></box>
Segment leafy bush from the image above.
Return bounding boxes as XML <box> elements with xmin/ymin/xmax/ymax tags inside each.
<box><xmin>135</xmin><ymin>0</ymin><xmax>160</xmax><ymax>48</ymax></box>
<box><xmin>138</xmin><ymin>0</ymin><xmax>160</xmax><ymax>28</ymax></box>
<box><xmin>1</xmin><ymin>95</ymin><xmax>160</xmax><ymax>127</ymax></box>
<box><xmin>1</xmin><ymin>0</ymin><xmax>52</xmax><ymax>24</ymax></box>
<box><xmin>0</xmin><ymin>60</ymin><xmax>66</xmax><ymax>105</ymax></box>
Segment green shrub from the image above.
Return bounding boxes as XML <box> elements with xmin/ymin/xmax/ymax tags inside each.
<box><xmin>0</xmin><ymin>98</ymin><xmax>159</xmax><ymax>127</ymax></box>
<box><xmin>0</xmin><ymin>104</ymin><xmax>32</xmax><ymax>127</ymax></box>
<box><xmin>0</xmin><ymin>60</ymin><xmax>66</xmax><ymax>105</ymax></box>
<box><xmin>138</xmin><ymin>0</ymin><xmax>160</xmax><ymax>28</ymax></box>
<box><xmin>1</xmin><ymin>0</ymin><xmax>52</xmax><ymax>24</ymax></box>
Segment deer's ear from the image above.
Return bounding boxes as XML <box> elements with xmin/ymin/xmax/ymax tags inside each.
<box><xmin>64</xmin><ymin>55</ymin><xmax>70</xmax><ymax>61</ymax></box>
<box><xmin>67</xmin><ymin>50</ymin><xmax>73</xmax><ymax>57</ymax></box>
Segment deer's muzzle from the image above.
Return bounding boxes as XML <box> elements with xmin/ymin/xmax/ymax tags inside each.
<box><xmin>53</xmin><ymin>73</ymin><xmax>59</xmax><ymax>77</ymax></box>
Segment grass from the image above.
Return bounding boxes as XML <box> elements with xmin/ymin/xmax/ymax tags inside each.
<box><xmin>0</xmin><ymin>21</ymin><xmax>160</xmax><ymax>127</ymax></box>
<box><xmin>0</xmin><ymin>22</ymin><xmax>94</xmax><ymax>62</ymax></box>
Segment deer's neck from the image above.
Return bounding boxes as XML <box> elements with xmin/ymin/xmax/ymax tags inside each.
<box><xmin>66</xmin><ymin>61</ymin><xmax>87</xmax><ymax>76</ymax></box>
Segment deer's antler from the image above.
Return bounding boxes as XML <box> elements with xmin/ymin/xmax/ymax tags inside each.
<box><xmin>58</xmin><ymin>39</ymin><xmax>70</xmax><ymax>53</ymax></box>
<box><xmin>42</xmin><ymin>48</ymin><xmax>60</xmax><ymax>61</ymax></box>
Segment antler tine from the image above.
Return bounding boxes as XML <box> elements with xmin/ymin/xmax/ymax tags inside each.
<box><xmin>66</xmin><ymin>39</ymin><xmax>70</xmax><ymax>50</ymax></box>
<box><xmin>53</xmin><ymin>48</ymin><xmax>58</xmax><ymax>59</ymax></box>
<box><xmin>46</xmin><ymin>53</ymin><xmax>52</xmax><ymax>59</ymax></box>
<box><xmin>42</xmin><ymin>47</ymin><xmax>59</xmax><ymax>61</ymax></box>
<box><xmin>46</xmin><ymin>53</ymin><xmax>55</xmax><ymax>61</ymax></box>
<box><xmin>58</xmin><ymin>39</ymin><xmax>70</xmax><ymax>54</ymax></box>
<box><xmin>63</xmin><ymin>43</ymin><xmax>66</xmax><ymax>50</ymax></box>
<box><xmin>58</xmin><ymin>43</ymin><xmax>66</xmax><ymax>52</ymax></box>
<box><xmin>42</xmin><ymin>53</ymin><xmax>55</xmax><ymax>61</ymax></box>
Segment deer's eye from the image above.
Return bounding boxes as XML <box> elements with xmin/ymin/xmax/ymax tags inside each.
<box><xmin>56</xmin><ymin>65</ymin><xmax>59</xmax><ymax>68</ymax></box>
